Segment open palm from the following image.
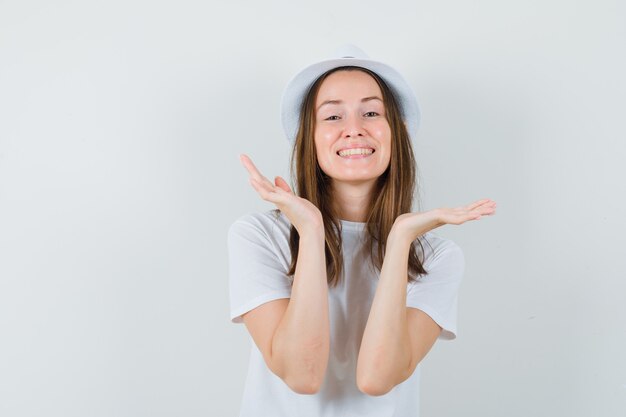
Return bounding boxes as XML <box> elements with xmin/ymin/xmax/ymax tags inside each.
<box><xmin>239</xmin><ymin>153</ymin><xmax>324</xmax><ymax>234</ymax></box>
<box><xmin>393</xmin><ymin>198</ymin><xmax>497</xmax><ymax>242</ymax></box>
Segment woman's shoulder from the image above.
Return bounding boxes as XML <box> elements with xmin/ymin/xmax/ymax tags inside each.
<box><xmin>227</xmin><ymin>210</ymin><xmax>293</xmax><ymax>263</ymax></box>
<box><xmin>228</xmin><ymin>209</ymin><xmax>291</xmax><ymax>239</ymax></box>
<box><xmin>419</xmin><ymin>231</ymin><xmax>465</xmax><ymax>267</ymax></box>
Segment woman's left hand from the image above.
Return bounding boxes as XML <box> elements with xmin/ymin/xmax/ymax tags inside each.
<box><xmin>391</xmin><ymin>198</ymin><xmax>497</xmax><ymax>244</ymax></box>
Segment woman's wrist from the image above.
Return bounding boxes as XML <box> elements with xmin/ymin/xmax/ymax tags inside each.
<box><xmin>390</xmin><ymin>210</ymin><xmax>442</xmax><ymax>245</ymax></box>
<box><xmin>298</xmin><ymin>221</ymin><xmax>325</xmax><ymax>241</ymax></box>
<box><xmin>387</xmin><ymin>225</ymin><xmax>416</xmax><ymax>248</ymax></box>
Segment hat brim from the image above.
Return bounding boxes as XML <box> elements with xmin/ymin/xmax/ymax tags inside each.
<box><xmin>280</xmin><ymin>57</ymin><xmax>420</xmax><ymax>144</ymax></box>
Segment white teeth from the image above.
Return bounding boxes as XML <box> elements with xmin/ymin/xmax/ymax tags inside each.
<box><xmin>338</xmin><ymin>148</ymin><xmax>374</xmax><ymax>157</ymax></box>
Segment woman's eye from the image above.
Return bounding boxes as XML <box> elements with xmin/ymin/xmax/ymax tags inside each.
<box><xmin>325</xmin><ymin>115</ymin><xmax>340</xmax><ymax>121</ymax></box>
<box><xmin>364</xmin><ymin>111</ymin><xmax>379</xmax><ymax>117</ymax></box>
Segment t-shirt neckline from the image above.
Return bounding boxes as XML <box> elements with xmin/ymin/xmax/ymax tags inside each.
<box><xmin>339</xmin><ymin>219</ymin><xmax>366</xmax><ymax>232</ymax></box>
<box><xmin>274</xmin><ymin>210</ymin><xmax>366</xmax><ymax>232</ymax></box>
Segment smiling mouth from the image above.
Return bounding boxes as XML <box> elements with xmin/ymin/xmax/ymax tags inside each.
<box><xmin>337</xmin><ymin>148</ymin><xmax>375</xmax><ymax>157</ymax></box>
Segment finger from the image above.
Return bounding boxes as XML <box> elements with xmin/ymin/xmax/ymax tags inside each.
<box><xmin>466</xmin><ymin>206</ymin><xmax>495</xmax><ymax>218</ymax></box>
<box><xmin>470</xmin><ymin>203</ymin><xmax>497</xmax><ymax>218</ymax></box>
<box><xmin>465</xmin><ymin>198</ymin><xmax>494</xmax><ymax>211</ymax></box>
<box><xmin>250</xmin><ymin>177</ymin><xmax>291</xmax><ymax>206</ymax></box>
<box><xmin>240</xmin><ymin>154</ymin><xmax>274</xmax><ymax>187</ymax></box>
<box><xmin>249</xmin><ymin>176</ymin><xmax>276</xmax><ymax>196</ymax></box>
<box><xmin>250</xmin><ymin>176</ymin><xmax>290</xmax><ymax>198</ymax></box>
<box><xmin>274</xmin><ymin>176</ymin><xmax>293</xmax><ymax>194</ymax></box>
<box><xmin>443</xmin><ymin>207</ymin><xmax>489</xmax><ymax>224</ymax></box>
<box><xmin>464</xmin><ymin>198</ymin><xmax>489</xmax><ymax>210</ymax></box>
<box><xmin>239</xmin><ymin>154</ymin><xmax>265</xmax><ymax>180</ymax></box>
<box><xmin>476</xmin><ymin>200</ymin><xmax>497</xmax><ymax>215</ymax></box>
<box><xmin>249</xmin><ymin>177</ymin><xmax>276</xmax><ymax>201</ymax></box>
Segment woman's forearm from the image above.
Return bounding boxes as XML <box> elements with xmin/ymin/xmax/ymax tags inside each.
<box><xmin>271</xmin><ymin>226</ymin><xmax>330</xmax><ymax>394</ymax></box>
<box><xmin>356</xmin><ymin>231</ymin><xmax>414</xmax><ymax>395</ymax></box>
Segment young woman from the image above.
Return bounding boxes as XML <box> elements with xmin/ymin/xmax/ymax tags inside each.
<box><xmin>228</xmin><ymin>45</ymin><xmax>496</xmax><ymax>416</ymax></box>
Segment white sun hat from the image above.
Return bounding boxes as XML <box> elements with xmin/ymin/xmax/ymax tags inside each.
<box><xmin>280</xmin><ymin>44</ymin><xmax>421</xmax><ymax>144</ymax></box>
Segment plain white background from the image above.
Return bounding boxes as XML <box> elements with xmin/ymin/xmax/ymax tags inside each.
<box><xmin>1</xmin><ymin>1</ymin><xmax>625</xmax><ymax>416</ymax></box>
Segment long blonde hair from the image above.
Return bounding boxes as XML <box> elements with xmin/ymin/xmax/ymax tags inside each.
<box><xmin>280</xmin><ymin>66</ymin><xmax>429</xmax><ymax>287</ymax></box>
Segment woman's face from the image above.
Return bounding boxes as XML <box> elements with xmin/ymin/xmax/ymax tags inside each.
<box><xmin>313</xmin><ymin>70</ymin><xmax>392</xmax><ymax>185</ymax></box>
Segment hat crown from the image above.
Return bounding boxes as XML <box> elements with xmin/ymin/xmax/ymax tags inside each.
<box><xmin>331</xmin><ymin>44</ymin><xmax>369</xmax><ymax>60</ymax></box>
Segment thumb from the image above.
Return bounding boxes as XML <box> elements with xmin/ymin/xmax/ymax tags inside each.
<box><xmin>274</xmin><ymin>176</ymin><xmax>293</xmax><ymax>194</ymax></box>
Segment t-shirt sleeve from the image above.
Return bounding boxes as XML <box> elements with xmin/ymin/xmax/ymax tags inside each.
<box><xmin>406</xmin><ymin>238</ymin><xmax>465</xmax><ymax>340</ymax></box>
<box><xmin>227</xmin><ymin>216</ymin><xmax>292</xmax><ymax>324</ymax></box>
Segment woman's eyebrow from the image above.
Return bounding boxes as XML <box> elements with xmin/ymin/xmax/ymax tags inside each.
<box><xmin>317</xmin><ymin>99</ymin><xmax>342</xmax><ymax>110</ymax></box>
<box><xmin>361</xmin><ymin>96</ymin><xmax>383</xmax><ymax>103</ymax></box>
<box><xmin>317</xmin><ymin>96</ymin><xmax>383</xmax><ymax>110</ymax></box>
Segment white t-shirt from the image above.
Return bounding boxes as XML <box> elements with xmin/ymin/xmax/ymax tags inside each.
<box><xmin>227</xmin><ymin>209</ymin><xmax>465</xmax><ymax>417</ymax></box>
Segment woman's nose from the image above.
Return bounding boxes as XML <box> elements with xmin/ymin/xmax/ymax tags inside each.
<box><xmin>343</xmin><ymin>115</ymin><xmax>365</xmax><ymax>138</ymax></box>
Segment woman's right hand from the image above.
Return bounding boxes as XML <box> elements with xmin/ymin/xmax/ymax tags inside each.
<box><xmin>239</xmin><ymin>154</ymin><xmax>324</xmax><ymax>235</ymax></box>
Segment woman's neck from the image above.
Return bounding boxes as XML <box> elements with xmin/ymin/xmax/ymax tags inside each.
<box><xmin>330</xmin><ymin>180</ymin><xmax>376</xmax><ymax>222</ymax></box>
